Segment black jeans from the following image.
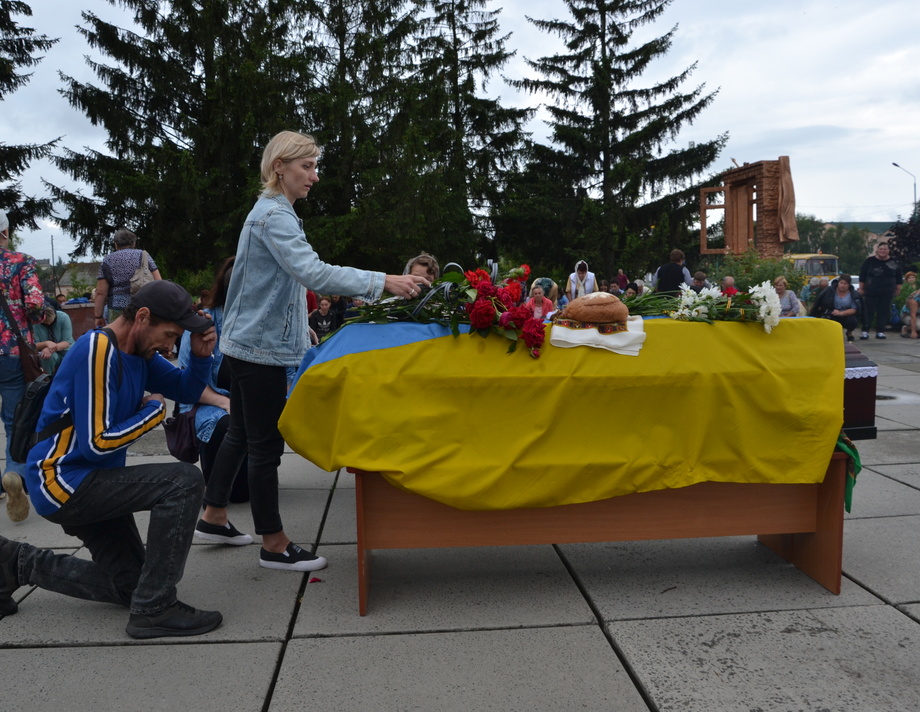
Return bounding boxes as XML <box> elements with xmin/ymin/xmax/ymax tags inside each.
<box><xmin>18</xmin><ymin>462</ymin><xmax>203</xmax><ymax>615</ymax></box>
<box><xmin>203</xmin><ymin>356</ymin><xmax>287</xmax><ymax>535</ymax></box>
<box><xmin>862</xmin><ymin>292</ymin><xmax>892</xmax><ymax>333</ymax></box>
<box><xmin>200</xmin><ymin>414</ymin><xmax>249</xmax><ymax>503</ymax></box>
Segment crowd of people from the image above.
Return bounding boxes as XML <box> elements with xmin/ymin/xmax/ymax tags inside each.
<box><xmin>1</xmin><ymin>130</ymin><xmax>918</xmax><ymax>641</ymax></box>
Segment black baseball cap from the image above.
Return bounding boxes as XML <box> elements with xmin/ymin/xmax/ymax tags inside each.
<box><xmin>130</xmin><ymin>281</ymin><xmax>212</xmax><ymax>333</ymax></box>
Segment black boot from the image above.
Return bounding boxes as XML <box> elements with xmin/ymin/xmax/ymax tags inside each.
<box><xmin>0</xmin><ymin>535</ymin><xmax>23</xmax><ymax>616</ymax></box>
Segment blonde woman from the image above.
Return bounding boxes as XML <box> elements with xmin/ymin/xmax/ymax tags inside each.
<box><xmin>195</xmin><ymin>131</ymin><xmax>427</xmax><ymax>572</ymax></box>
<box><xmin>774</xmin><ymin>276</ymin><xmax>801</xmax><ymax>317</ymax></box>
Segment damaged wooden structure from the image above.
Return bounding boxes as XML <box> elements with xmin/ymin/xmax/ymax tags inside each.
<box><xmin>700</xmin><ymin>156</ymin><xmax>800</xmax><ymax>259</ymax></box>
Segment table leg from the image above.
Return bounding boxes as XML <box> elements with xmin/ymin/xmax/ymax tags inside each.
<box><xmin>355</xmin><ymin>471</ymin><xmax>369</xmax><ymax>616</ymax></box>
<box><xmin>758</xmin><ymin>453</ymin><xmax>846</xmax><ymax>594</ymax></box>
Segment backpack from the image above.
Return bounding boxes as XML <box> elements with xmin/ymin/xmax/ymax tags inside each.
<box><xmin>8</xmin><ymin>328</ymin><xmax>121</xmax><ymax>464</ymax></box>
<box><xmin>8</xmin><ymin>373</ymin><xmax>72</xmax><ymax>463</ymax></box>
<box><xmin>130</xmin><ymin>250</ymin><xmax>155</xmax><ymax>295</ymax></box>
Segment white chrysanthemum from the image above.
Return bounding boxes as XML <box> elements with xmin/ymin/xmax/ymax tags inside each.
<box><xmin>678</xmin><ymin>284</ymin><xmax>699</xmax><ymax>308</ymax></box>
<box><xmin>700</xmin><ymin>286</ymin><xmax>723</xmax><ymax>301</ymax></box>
<box><xmin>748</xmin><ymin>281</ymin><xmax>781</xmax><ymax>333</ymax></box>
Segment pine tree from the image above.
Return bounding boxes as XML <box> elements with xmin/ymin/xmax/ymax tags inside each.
<box><xmin>889</xmin><ymin>209</ymin><xmax>920</xmax><ymax>273</ymax></box>
<box><xmin>412</xmin><ymin>0</ymin><xmax>532</xmax><ymax>266</ymax></box>
<box><xmin>502</xmin><ymin>0</ymin><xmax>726</xmax><ymax>278</ymax></box>
<box><xmin>0</xmin><ymin>0</ymin><xmax>58</xmax><ymax>231</ymax></box>
<box><xmin>48</xmin><ymin>0</ymin><xmax>304</xmax><ymax>273</ymax></box>
<box><xmin>294</xmin><ymin>0</ymin><xmax>438</xmax><ymax>272</ymax></box>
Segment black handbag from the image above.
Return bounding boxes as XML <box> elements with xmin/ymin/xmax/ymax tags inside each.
<box><xmin>163</xmin><ymin>403</ymin><xmax>200</xmax><ymax>463</ymax></box>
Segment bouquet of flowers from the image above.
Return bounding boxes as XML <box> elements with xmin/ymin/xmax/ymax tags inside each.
<box><xmin>669</xmin><ymin>281</ymin><xmax>782</xmax><ymax>333</ymax></box>
<box><xmin>346</xmin><ymin>263</ymin><xmax>547</xmax><ymax>358</ymax></box>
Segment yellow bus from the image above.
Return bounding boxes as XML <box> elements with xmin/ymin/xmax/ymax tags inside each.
<box><xmin>786</xmin><ymin>253</ymin><xmax>839</xmax><ymax>280</ymax></box>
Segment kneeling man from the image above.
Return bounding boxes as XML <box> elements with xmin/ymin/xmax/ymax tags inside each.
<box><xmin>1</xmin><ymin>281</ymin><xmax>220</xmax><ymax>639</ymax></box>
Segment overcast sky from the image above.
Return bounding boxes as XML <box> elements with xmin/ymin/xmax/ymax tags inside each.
<box><xmin>3</xmin><ymin>0</ymin><xmax>919</xmax><ymax>262</ymax></box>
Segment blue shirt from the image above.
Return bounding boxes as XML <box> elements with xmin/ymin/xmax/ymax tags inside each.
<box><xmin>25</xmin><ymin>329</ymin><xmax>210</xmax><ymax>515</ymax></box>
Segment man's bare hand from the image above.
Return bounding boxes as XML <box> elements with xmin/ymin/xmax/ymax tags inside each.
<box><xmin>190</xmin><ymin>312</ymin><xmax>217</xmax><ymax>358</ymax></box>
<box><xmin>144</xmin><ymin>393</ymin><xmax>166</xmax><ymax>408</ymax></box>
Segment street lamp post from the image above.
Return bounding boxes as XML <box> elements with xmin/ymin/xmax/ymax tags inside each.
<box><xmin>892</xmin><ymin>162</ymin><xmax>917</xmax><ymax>212</ymax></box>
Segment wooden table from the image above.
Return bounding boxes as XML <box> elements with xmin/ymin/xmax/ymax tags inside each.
<box><xmin>350</xmin><ymin>453</ymin><xmax>847</xmax><ymax>615</ymax></box>
<box><xmin>279</xmin><ymin>319</ymin><xmax>859</xmax><ymax>614</ymax></box>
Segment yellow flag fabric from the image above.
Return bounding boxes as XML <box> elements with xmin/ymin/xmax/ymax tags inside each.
<box><xmin>279</xmin><ymin>318</ymin><xmax>844</xmax><ymax>510</ymax></box>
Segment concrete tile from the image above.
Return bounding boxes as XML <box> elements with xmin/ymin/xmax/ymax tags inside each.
<box><xmin>317</xmin><ymin>484</ymin><xmax>356</xmax><ymax>545</ymax></box>
<box><xmin>874</xmin><ymin>405</ymin><xmax>920</xmax><ymax>429</ymax></box>
<box><xmin>278</xmin><ymin>452</ymin><xmax>338</xmax><ymax>488</ymax></box>
<box><xmin>853</xmin><ymin>430</ymin><xmax>920</xmax><ymax>465</ymax></box>
<box><xmin>877</xmin><ymin>377</ymin><xmax>920</xmax><ymax>395</ymax></box>
<box><xmin>610</xmin><ymin>606</ymin><xmax>920</xmax><ymax>712</ymax></box>
<box><xmin>901</xmin><ymin>604</ymin><xmax>920</xmax><ymax>624</ymax></box>
<box><xmin>875</xmin><ymin>415</ymin><xmax>907</xmax><ymax>431</ymax></box>
<box><xmin>335</xmin><ymin>468</ymin><xmax>356</xmax><ymax>489</ymax></box>
<box><xmin>870</xmin><ymin>352</ymin><xmax>920</xmax><ymax>368</ymax></box>
<box><xmin>277</xmin><ymin>487</ymin><xmax>332</xmax><ymax>547</ymax></box>
<box><xmin>561</xmin><ymin>537</ymin><xmax>878</xmax><ymax>621</ymax></box>
<box><xmin>293</xmin><ymin>544</ymin><xmax>595</xmax><ymax>636</ymax></box>
<box><xmin>274</xmin><ymin>626</ymin><xmax>647</xmax><ymax>712</ymax></box>
<box><xmin>844</xmin><ymin>514</ymin><xmax>920</xmax><ymax>604</ymax></box>
<box><xmin>0</xmin><ymin>508</ymin><xmax>86</xmax><ymax>549</ymax></box>
<box><xmin>872</xmin><ymin>462</ymin><xmax>920</xmax><ymax>489</ymax></box>
<box><xmin>1</xmin><ymin>544</ymin><xmax>302</xmax><ymax>643</ymax></box>
<box><xmin>844</xmin><ymin>469</ymin><xmax>920</xmax><ymax>519</ymax></box>
<box><xmin>0</xmin><ymin>642</ymin><xmax>279</xmax><ymax>711</ymax></box>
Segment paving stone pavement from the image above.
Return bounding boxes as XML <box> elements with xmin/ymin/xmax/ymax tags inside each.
<box><xmin>1</xmin><ymin>334</ymin><xmax>919</xmax><ymax>711</ymax></box>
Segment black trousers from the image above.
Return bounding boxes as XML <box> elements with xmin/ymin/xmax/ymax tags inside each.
<box><xmin>862</xmin><ymin>292</ymin><xmax>892</xmax><ymax>333</ymax></box>
<box><xmin>199</xmin><ymin>414</ymin><xmax>249</xmax><ymax>503</ymax></box>
<box><xmin>202</xmin><ymin>357</ymin><xmax>288</xmax><ymax>535</ymax></box>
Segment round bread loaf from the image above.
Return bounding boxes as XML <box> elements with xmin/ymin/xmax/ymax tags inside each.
<box><xmin>560</xmin><ymin>292</ymin><xmax>629</xmax><ymax>323</ymax></box>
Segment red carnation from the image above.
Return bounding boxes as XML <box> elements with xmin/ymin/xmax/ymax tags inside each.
<box><xmin>464</xmin><ymin>269</ymin><xmax>491</xmax><ymax>288</ymax></box>
<box><xmin>521</xmin><ymin>318</ymin><xmax>545</xmax><ymax>350</ymax></box>
<box><xmin>503</xmin><ymin>281</ymin><xmax>522</xmax><ymax>303</ymax></box>
<box><xmin>507</xmin><ymin>305</ymin><xmax>533</xmax><ymax>330</ymax></box>
<box><xmin>476</xmin><ymin>281</ymin><xmax>498</xmax><ymax>299</ymax></box>
<box><xmin>469</xmin><ymin>298</ymin><xmax>496</xmax><ymax>329</ymax></box>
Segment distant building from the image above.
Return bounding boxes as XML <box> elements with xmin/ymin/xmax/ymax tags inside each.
<box><xmin>57</xmin><ymin>262</ymin><xmax>102</xmax><ymax>297</ymax></box>
<box><xmin>825</xmin><ymin>222</ymin><xmax>896</xmax><ymax>255</ymax></box>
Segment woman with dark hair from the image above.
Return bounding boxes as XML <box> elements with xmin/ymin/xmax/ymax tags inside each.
<box><xmin>403</xmin><ymin>252</ymin><xmax>440</xmax><ymax>282</ymax></box>
<box><xmin>810</xmin><ymin>274</ymin><xmax>863</xmax><ymax>342</ymax></box>
<box><xmin>177</xmin><ymin>257</ymin><xmax>249</xmax><ymax>505</ymax></box>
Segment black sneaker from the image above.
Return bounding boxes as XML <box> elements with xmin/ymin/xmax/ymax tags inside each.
<box><xmin>0</xmin><ymin>535</ymin><xmax>22</xmax><ymax>616</ymax></box>
<box><xmin>876</xmin><ymin>332</ymin><xmax>886</xmax><ymax>339</ymax></box>
<box><xmin>194</xmin><ymin>519</ymin><xmax>253</xmax><ymax>546</ymax></box>
<box><xmin>126</xmin><ymin>600</ymin><xmax>222</xmax><ymax>639</ymax></box>
<box><xmin>859</xmin><ymin>331</ymin><xmax>869</xmax><ymax>340</ymax></box>
<box><xmin>259</xmin><ymin>543</ymin><xmax>328</xmax><ymax>572</ymax></box>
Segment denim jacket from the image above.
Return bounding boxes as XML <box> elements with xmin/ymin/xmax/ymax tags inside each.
<box><xmin>220</xmin><ymin>194</ymin><xmax>385</xmax><ymax>367</ymax></box>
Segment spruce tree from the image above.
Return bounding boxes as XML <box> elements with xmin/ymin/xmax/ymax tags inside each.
<box><xmin>503</xmin><ymin>0</ymin><xmax>726</xmax><ymax>278</ymax></box>
<box><xmin>294</xmin><ymin>0</ymin><xmax>437</xmax><ymax>272</ymax></box>
<box><xmin>48</xmin><ymin>0</ymin><xmax>303</xmax><ymax>273</ymax></box>
<box><xmin>412</xmin><ymin>0</ymin><xmax>532</xmax><ymax>266</ymax></box>
<box><xmin>0</xmin><ymin>0</ymin><xmax>58</xmax><ymax>231</ymax></box>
